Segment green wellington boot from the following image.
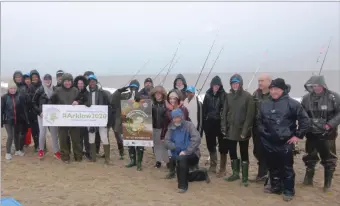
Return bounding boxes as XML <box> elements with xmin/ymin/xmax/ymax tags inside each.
<box><xmin>136</xmin><ymin>149</ymin><xmax>144</xmax><ymax>171</ymax></box>
<box><xmin>224</xmin><ymin>159</ymin><xmax>240</xmax><ymax>182</ymax></box>
<box><xmin>125</xmin><ymin>149</ymin><xmax>136</xmax><ymax>168</ymax></box>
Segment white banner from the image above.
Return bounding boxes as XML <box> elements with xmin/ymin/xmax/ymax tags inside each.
<box><xmin>42</xmin><ymin>105</ymin><xmax>108</xmax><ymax>127</ymax></box>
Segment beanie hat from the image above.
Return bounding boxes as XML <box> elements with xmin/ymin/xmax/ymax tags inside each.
<box><xmin>56</xmin><ymin>70</ymin><xmax>64</xmax><ymax>77</ymax></box>
<box><xmin>43</xmin><ymin>74</ymin><xmax>52</xmax><ymax>80</ymax></box>
<box><xmin>129</xmin><ymin>79</ymin><xmax>140</xmax><ymax>89</ymax></box>
<box><xmin>144</xmin><ymin>77</ymin><xmax>153</xmax><ymax>84</ymax></box>
<box><xmin>269</xmin><ymin>78</ymin><xmax>287</xmax><ymax>91</ymax></box>
<box><xmin>23</xmin><ymin>72</ymin><xmax>30</xmax><ymax>78</ymax></box>
<box><xmin>8</xmin><ymin>81</ymin><xmax>17</xmax><ymax>89</ymax></box>
<box><xmin>84</xmin><ymin>71</ymin><xmax>94</xmax><ymax>77</ymax></box>
<box><xmin>169</xmin><ymin>91</ymin><xmax>179</xmax><ymax>99</ymax></box>
<box><xmin>171</xmin><ymin>108</ymin><xmax>183</xmax><ymax>119</ymax></box>
<box><xmin>88</xmin><ymin>74</ymin><xmax>97</xmax><ymax>82</ymax></box>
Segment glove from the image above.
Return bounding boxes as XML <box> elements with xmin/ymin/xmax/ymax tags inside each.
<box><xmin>118</xmin><ymin>86</ymin><xmax>129</xmax><ymax>93</ymax></box>
<box><xmin>135</xmin><ymin>94</ymin><xmax>141</xmax><ymax>102</ymax></box>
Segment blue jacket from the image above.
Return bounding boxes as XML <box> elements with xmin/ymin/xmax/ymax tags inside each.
<box><xmin>164</xmin><ymin>120</ymin><xmax>201</xmax><ymax>159</ymax></box>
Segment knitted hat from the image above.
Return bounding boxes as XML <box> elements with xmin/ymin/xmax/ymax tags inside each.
<box><xmin>44</xmin><ymin>74</ymin><xmax>52</xmax><ymax>80</ymax></box>
<box><xmin>269</xmin><ymin>78</ymin><xmax>287</xmax><ymax>91</ymax></box>
<box><xmin>171</xmin><ymin>108</ymin><xmax>183</xmax><ymax>119</ymax></box>
<box><xmin>186</xmin><ymin>86</ymin><xmax>196</xmax><ymax>93</ymax></box>
<box><xmin>88</xmin><ymin>74</ymin><xmax>97</xmax><ymax>82</ymax></box>
<box><xmin>8</xmin><ymin>81</ymin><xmax>17</xmax><ymax>89</ymax></box>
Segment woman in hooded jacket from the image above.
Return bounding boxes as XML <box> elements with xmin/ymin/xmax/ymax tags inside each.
<box><xmin>150</xmin><ymin>86</ymin><xmax>169</xmax><ymax>168</ymax></box>
<box><xmin>1</xmin><ymin>81</ymin><xmax>29</xmax><ymax>160</ymax></box>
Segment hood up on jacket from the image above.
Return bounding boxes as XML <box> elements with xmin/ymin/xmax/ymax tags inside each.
<box><xmin>13</xmin><ymin>70</ymin><xmax>24</xmax><ymax>86</ymax></box>
<box><xmin>229</xmin><ymin>73</ymin><xmax>244</xmax><ymax>93</ymax></box>
<box><xmin>173</xmin><ymin>74</ymin><xmax>187</xmax><ymax>90</ymax></box>
<box><xmin>73</xmin><ymin>75</ymin><xmax>88</xmax><ymax>91</ymax></box>
<box><xmin>30</xmin><ymin>69</ymin><xmax>42</xmax><ymax>86</ymax></box>
<box><xmin>207</xmin><ymin>75</ymin><xmax>225</xmax><ymax>94</ymax></box>
<box><xmin>60</xmin><ymin>73</ymin><xmax>73</xmax><ymax>89</ymax></box>
<box><xmin>150</xmin><ymin>85</ymin><xmax>167</xmax><ymax>102</ymax></box>
<box><xmin>304</xmin><ymin>75</ymin><xmax>328</xmax><ymax>93</ymax></box>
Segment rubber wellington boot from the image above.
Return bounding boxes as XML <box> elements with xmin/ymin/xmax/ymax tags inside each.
<box><xmin>136</xmin><ymin>148</ymin><xmax>144</xmax><ymax>171</ymax></box>
<box><xmin>166</xmin><ymin>158</ymin><xmax>176</xmax><ymax>179</ymax></box>
<box><xmin>241</xmin><ymin>161</ymin><xmax>249</xmax><ymax>187</ymax></box>
<box><xmin>125</xmin><ymin>148</ymin><xmax>136</xmax><ymax>168</ymax></box>
<box><xmin>208</xmin><ymin>152</ymin><xmax>217</xmax><ymax>173</ymax></box>
<box><xmin>225</xmin><ymin>159</ymin><xmax>240</xmax><ymax>182</ymax></box>
<box><xmin>323</xmin><ymin>169</ymin><xmax>334</xmax><ymax>192</ymax></box>
<box><xmin>90</xmin><ymin>144</ymin><xmax>97</xmax><ymax>162</ymax></box>
<box><xmin>217</xmin><ymin>154</ymin><xmax>227</xmax><ymax>178</ymax></box>
<box><xmin>103</xmin><ymin>145</ymin><xmax>112</xmax><ymax>165</ymax></box>
<box><xmin>118</xmin><ymin>144</ymin><xmax>125</xmax><ymax>160</ymax></box>
<box><xmin>303</xmin><ymin>167</ymin><xmax>315</xmax><ymax>186</ymax></box>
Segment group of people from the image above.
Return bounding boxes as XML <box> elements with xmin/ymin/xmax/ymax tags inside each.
<box><xmin>1</xmin><ymin>69</ymin><xmax>339</xmax><ymax>201</ymax></box>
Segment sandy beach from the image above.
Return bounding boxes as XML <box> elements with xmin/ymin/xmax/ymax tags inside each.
<box><xmin>1</xmin><ymin>128</ymin><xmax>340</xmax><ymax>206</ymax></box>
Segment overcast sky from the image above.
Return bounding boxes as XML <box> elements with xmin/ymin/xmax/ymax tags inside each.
<box><xmin>1</xmin><ymin>2</ymin><xmax>339</xmax><ymax>76</ymax></box>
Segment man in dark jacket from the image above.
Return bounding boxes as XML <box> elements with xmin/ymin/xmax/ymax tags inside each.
<box><xmin>252</xmin><ymin>73</ymin><xmax>272</xmax><ymax>182</ymax></box>
<box><xmin>28</xmin><ymin>69</ymin><xmax>42</xmax><ymax>152</ymax></box>
<box><xmin>111</xmin><ymin>80</ymin><xmax>142</xmax><ymax>170</ymax></box>
<box><xmin>84</xmin><ymin>74</ymin><xmax>112</xmax><ymax>164</ymax></box>
<box><xmin>74</xmin><ymin>75</ymin><xmax>91</xmax><ymax>160</ymax></box>
<box><xmin>139</xmin><ymin>77</ymin><xmax>153</xmax><ymax>99</ymax></box>
<box><xmin>173</xmin><ymin>74</ymin><xmax>187</xmax><ymax>101</ymax></box>
<box><xmin>202</xmin><ymin>76</ymin><xmax>227</xmax><ymax>175</ymax></box>
<box><xmin>301</xmin><ymin>75</ymin><xmax>340</xmax><ymax>192</ymax></box>
<box><xmin>221</xmin><ymin>74</ymin><xmax>255</xmax><ymax>186</ymax></box>
<box><xmin>51</xmin><ymin>73</ymin><xmax>83</xmax><ymax>163</ymax></box>
<box><xmin>257</xmin><ymin>78</ymin><xmax>310</xmax><ymax>201</ymax></box>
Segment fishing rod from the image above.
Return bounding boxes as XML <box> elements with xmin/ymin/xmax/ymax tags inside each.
<box><xmin>319</xmin><ymin>36</ymin><xmax>332</xmax><ymax>75</ymax></box>
<box><xmin>121</xmin><ymin>59</ymin><xmax>150</xmax><ymax>87</ymax></box>
<box><xmin>160</xmin><ymin>40</ymin><xmax>182</xmax><ymax>85</ymax></box>
<box><xmin>194</xmin><ymin>29</ymin><xmax>219</xmax><ymax>88</ymax></box>
<box><xmin>198</xmin><ymin>46</ymin><xmax>224</xmax><ymax>95</ymax></box>
<box><xmin>316</xmin><ymin>46</ymin><xmax>325</xmax><ymax>64</ymax></box>
<box><xmin>246</xmin><ymin>49</ymin><xmax>269</xmax><ymax>91</ymax></box>
<box><xmin>161</xmin><ymin>56</ymin><xmax>181</xmax><ymax>86</ymax></box>
<box><xmin>153</xmin><ymin>61</ymin><xmax>170</xmax><ymax>82</ymax></box>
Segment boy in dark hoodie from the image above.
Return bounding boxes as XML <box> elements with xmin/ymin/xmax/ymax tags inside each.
<box><xmin>28</xmin><ymin>69</ymin><xmax>42</xmax><ymax>152</ymax></box>
<box><xmin>51</xmin><ymin>73</ymin><xmax>83</xmax><ymax>163</ymax></box>
<box><xmin>202</xmin><ymin>76</ymin><xmax>227</xmax><ymax>176</ymax></box>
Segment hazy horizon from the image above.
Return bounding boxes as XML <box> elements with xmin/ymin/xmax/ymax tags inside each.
<box><xmin>1</xmin><ymin>2</ymin><xmax>339</xmax><ymax>76</ymax></box>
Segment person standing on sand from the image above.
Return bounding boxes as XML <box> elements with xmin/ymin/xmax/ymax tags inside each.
<box><xmin>111</xmin><ymin>80</ymin><xmax>142</xmax><ymax>170</ymax></box>
<box><xmin>83</xmin><ymin>71</ymin><xmax>107</xmax><ymax>158</ymax></box>
<box><xmin>301</xmin><ymin>75</ymin><xmax>340</xmax><ymax>192</ymax></box>
<box><xmin>257</xmin><ymin>78</ymin><xmax>310</xmax><ymax>201</ymax></box>
<box><xmin>221</xmin><ymin>74</ymin><xmax>255</xmax><ymax>187</ymax></box>
<box><xmin>251</xmin><ymin>73</ymin><xmax>272</xmax><ymax>183</ymax></box>
<box><xmin>164</xmin><ymin>108</ymin><xmax>210</xmax><ymax>193</ymax></box>
<box><xmin>73</xmin><ymin>75</ymin><xmax>91</xmax><ymax>160</ymax></box>
<box><xmin>150</xmin><ymin>85</ymin><xmax>169</xmax><ymax>168</ymax></box>
<box><xmin>51</xmin><ymin>73</ymin><xmax>83</xmax><ymax>164</ymax></box>
<box><xmin>163</xmin><ymin>89</ymin><xmax>189</xmax><ymax>179</ymax></box>
<box><xmin>32</xmin><ymin>74</ymin><xmax>60</xmax><ymax>160</ymax></box>
<box><xmin>202</xmin><ymin>76</ymin><xmax>226</xmax><ymax>175</ymax></box>
<box><xmin>173</xmin><ymin>74</ymin><xmax>188</xmax><ymax>101</ymax></box>
<box><xmin>1</xmin><ymin>81</ymin><xmax>29</xmax><ymax>160</ymax></box>
<box><xmin>83</xmin><ymin>75</ymin><xmax>112</xmax><ymax>165</ymax></box>
<box><xmin>28</xmin><ymin>69</ymin><xmax>42</xmax><ymax>152</ymax></box>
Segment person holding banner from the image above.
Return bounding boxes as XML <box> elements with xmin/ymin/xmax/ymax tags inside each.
<box><xmin>111</xmin><ymin>79</ymin><xmax>143</xmax><ymax>170</ymax></box>
<box><xmin>84</xmin><ymin>75</ymin><xmax>112</xmax><ymax>165</ymax></box>
<box><xmin>50</xmin><ymin>73</ymin><xmax>83</xmax><ymax>163</ymax></box>
<box><xmin>32</xmin><ymin>74</ymin><xmax>60</xmax><ymax>160</ymax></box>
<box><xmin>164</xmin><ymin>108</ymin><xmax>210</xmax><ymax>193</ymax></box>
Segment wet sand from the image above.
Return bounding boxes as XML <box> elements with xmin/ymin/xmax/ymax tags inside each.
<box><xmin>1</xmin><ymin>129</ymin><xmax>340</xmax><ymax>206</ymax></box>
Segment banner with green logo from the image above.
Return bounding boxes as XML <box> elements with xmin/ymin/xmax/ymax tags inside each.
<box><xmin>121</xmin><ymin>99</ymin><xmax>153</xmax><ymax>147</ymax></box>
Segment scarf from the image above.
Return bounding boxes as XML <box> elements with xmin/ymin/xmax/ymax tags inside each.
<box><xmin>43</xmin><ymin>84</ymin><xmax>54</xmax><ymax>98</ymax></box>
